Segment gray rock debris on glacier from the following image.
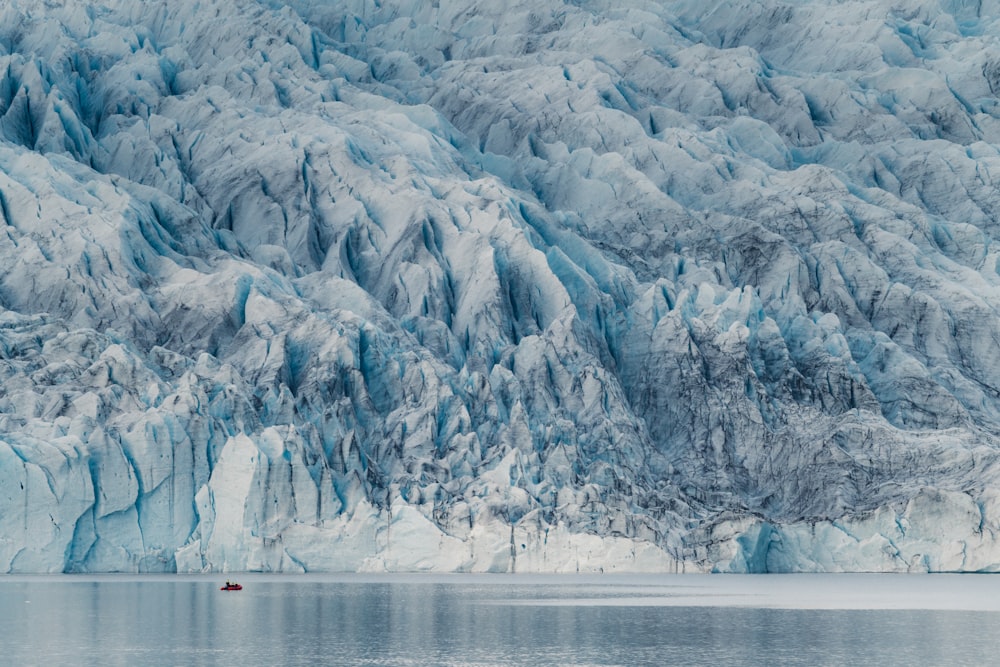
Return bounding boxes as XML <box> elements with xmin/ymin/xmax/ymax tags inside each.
<box><xmin>3</xmin><ymin>0</ymin><xmax>1000</xmax><ymax>573</ymax></box>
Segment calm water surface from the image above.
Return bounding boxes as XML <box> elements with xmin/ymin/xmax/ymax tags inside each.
<box><xmin>2</xmin><ymin>573</ymin><xmax>999</xmax><ymax>666</ymax></box>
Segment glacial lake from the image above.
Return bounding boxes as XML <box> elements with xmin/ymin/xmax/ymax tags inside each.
<box><xmin>3</xmin><ymin>573</ymin><xmax>1000</xmax><ymax>666</ymax></box>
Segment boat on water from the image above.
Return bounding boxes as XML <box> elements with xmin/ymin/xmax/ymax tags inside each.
<box><xmin>220</xmin><ymin>580</ymin><xmax>243</xmax><ymax>591</ymax></box>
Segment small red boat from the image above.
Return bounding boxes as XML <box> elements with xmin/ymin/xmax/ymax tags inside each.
<box><xmin>220</xmin><ymin>581</ymin><xmax>243</xmax><ymax>591</ymax></box>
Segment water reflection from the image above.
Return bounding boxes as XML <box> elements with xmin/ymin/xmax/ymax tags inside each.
<box><xmin>1</xmin><ymin>576</ymin><xmax>998</xmax><ymax>666</ymax></box>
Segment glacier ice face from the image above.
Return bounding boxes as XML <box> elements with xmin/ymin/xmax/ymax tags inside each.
<box><xmin>3</xmin><ymin>0</ymin><xmax>1000</xmax><ymax>572</ymax></box>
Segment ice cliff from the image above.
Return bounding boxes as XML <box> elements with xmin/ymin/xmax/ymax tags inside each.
<box><xmin>4</xmin><ymin>0</ymin><xmax>1000</xmax><ymax>573</ymax></box>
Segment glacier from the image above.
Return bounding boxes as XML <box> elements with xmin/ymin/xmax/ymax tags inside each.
<box><xmin>4</xmin><ymin>0</ymin><xmax>1000</xmax><ymax>573</ymax></box>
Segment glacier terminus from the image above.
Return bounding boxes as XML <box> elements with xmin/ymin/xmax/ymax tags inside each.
<box><xmin>4</xmin><ymin>0</ymin><xmax>1000</xmax><ymax>573</ymax></box>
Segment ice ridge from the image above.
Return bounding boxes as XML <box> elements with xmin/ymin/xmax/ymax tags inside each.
<box><xmin>2</xmin><ymin>0</ymin><xmax>1000</xmax><ymax>572</ymax></box>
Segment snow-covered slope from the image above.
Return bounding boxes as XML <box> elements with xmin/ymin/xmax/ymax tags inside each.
<box><xmin>4</xmin><ymin>0</ymin><xmax>1000</xmax><ymax>572</ymax></box>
